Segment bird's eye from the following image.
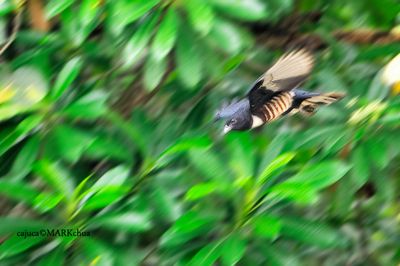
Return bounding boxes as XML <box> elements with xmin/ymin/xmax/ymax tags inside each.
<box><xmin>231</xmin><ymin>119</ymin><xmax>237</xmax><ymax>124</ymax></box>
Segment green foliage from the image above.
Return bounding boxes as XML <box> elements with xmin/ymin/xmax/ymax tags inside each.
<box><xmin>0</xmin><ymin>0</ymin><xmax>399</xmax><ymax>265</ymax></box>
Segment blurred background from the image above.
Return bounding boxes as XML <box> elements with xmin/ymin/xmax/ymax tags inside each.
<box><xmin>0</xmin><ymin>0</ymin><xmax>399</xmax><ymax>265</ymax></box>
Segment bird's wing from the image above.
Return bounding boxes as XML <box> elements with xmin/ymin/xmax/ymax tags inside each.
<box><xmin>248</xmin><ymin>50</ymin><xmax>314</xmax><ymax>112</ymax></box>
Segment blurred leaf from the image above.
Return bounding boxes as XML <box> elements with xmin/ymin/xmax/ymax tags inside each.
<box><xmin>151</xmin><ymin>8</ymin><xmax>178</xmax><ymax>60</ymax></box>
<box><xmin>143</xmin><ymin>54</ymin><xmax>167</xmax><ymax>91</ymax></box>
<box><xmin>81</xmin><ymin>186</ymin><xmax>129</xmax><ymax>211</ymax></box>
<box><xmin>84</xmin><ymin>134</ymin><xmax>132</xmax><ymax>162</ymax></box>
<box><xmin>257</xmin><ymin>152</ymin><xmax>295</xmax><ymax>186</ymax></box>
<box><xmin>34</xmin><ymin>193</ymin><xmax>63</xmax><ymax>213</ymax></box>
<box><xmin>160</xmin><ymin>211</ymin><xmax>216</xmax><ymax>247</ymax></box>
<box><xmin>365</xmin><ymin>138</ymin><xmax>388</xmax><ymax>169</ymax></box>
<box><xmin>109</xmin><ymin>0</ymin><xmax>160</xmax><ymax>33</ymax></box>
<box><xmin>37</xmin><ymin>246</ymin><xmax>65</xmax><ymax>266</ymax></box>
<box><xmin>268</xmin><ymin>183</ymin><xmax>318</xmax><ymax>204</ymax></box>
<box><xmin>79</xmin><ymin>0</ymin><xmax>101</xmax><ymax>40</ymax></box>
<box><xmin>260</xmin><ymin>244</ymin><xmax>300</xmax><ymax>266</ymax></box>
<box><xmin>91</xmin><ymin>165</ymin><xmax>130</xmax><ymax>191</ymax></box>
<box><xmin>280</xmin><ymin>217</ymin><xmax>348</xmax><ymax>249</ymax></box>
<box><xmin>280</xmin><ymin>161</ymin><xmax>351</xmax><ymax>190</ymax></box>
<box><xmin>185</xmin><ymin>182</ymin><xmax>219</xmax><ymax>201</ymax></box>
<box><xmin>188</xmin><ymin>149</ymin><xmax>229</xmax><ymax>182</ymax></box>
<box><xmin>45</xmin><ymin>0</ymin><xmax>74</xmax><ymax>18</ymax></box>
<box><xmin>33</xmin><ymin>160</ymin><xmax>74</xmax><ymax>200</ymax></box>
<box><xmin>252</xmin><ymin>214</ymin><xmax>282</xmax><ymax>239</ymax></box>
<box><xmin>0</xmin><ymin>103</ymin><xmax>32</xmax><ymax>122</ymax></box>
<box><xmin>368</xmin><ymin>70</ymin><xmax>388</xmax><ymax>101</ymax></box>
<box><xmin>210</xmin><ymin>0</ymin><xmax>269</xmax><ymax>21</ymax></box>
<box><xmin>89</xmin><ymin>212</ymin><xmax>151</xmax><ymax>232</ymax></box>
<box><xmin>62</xmin><ymin>91</ymin><xmax>108</xmax><ymax>120</ymax></box>
<box><xmin>176</xmin><ymin>26</ymin><xmax>203</xmax><ymax>87</ymax></box>
<box><xmin>184</xmin><ymin>0</ymin><xmax>215</xmax><ymax>36</ymax></box>
<box><xmin>0</xmin><ymin>180</ymin><xmax>39</xmax><ymax>205</ymax></box>
<box><xmin>51</xmin><ymin>57</ymin><xmax>82</xmax><ymax>100</ymax></box>
<box><xmin>48</xmin><ymin>124</ymin><xmax>95</xmax><ymax>163</ymax></box>
<box><xmin>258</xmin><ymin>133</ymin><xmax>290</xmax><ymax>173</ymax></box>
<box><xmin>6</xmin><ymin>135</ymin><xmax>40</xmax><ymax>181</ymax></box>
<box><xmin>208</xmin><ymin>18</ymin><xmax>249</xmax><ymax>55</ymax></box>
<box><xmin>0</xmin><ymin>114</ymin><xmax>43</xmax><ymax>156</ymax></box>
<box><xmin>151</xmin><ymin>186</ymin><xmax>181</xmax><ymax>222</ymax></box>
<box><xmin>351</xmin><ymin>145</ymin><xmax>370</xmax><ymax>189</ymax></box>
<box><xmin>122</xmin><ymin>11</ymin><xmax>160</xmax><ymax>68</ymax></box>
<box><xmin>0</xmin><ymin>217</ymin><xmax>49</xmax><ymax>235</ymax></box>
<box><xmin>80</xmin><ymin>238</ymin><xmax>115</xmax><ymax>266</ymax></box>
<box><xmin>188</xmin><ymin>242</ymin><xmax>221</xmax><ymax>266</ymax></box>
<box><xmin>0</xmin><ymin>235</ymin><xmax>46</xmax><ymax>260</ymax></box>
<box><xmin>159</xmin><ymin>135</ymin><xmax>212</xmax><ymax>158</ymax></box>
<box><xmin>220</xmin><ymin>233</ymin><xmax>246</xmax><ymax>266</ymax></box>
<box><xmin>225</xmin><ymin>132</ymin><xmax>255</xmax><ymax>180</ymax></box>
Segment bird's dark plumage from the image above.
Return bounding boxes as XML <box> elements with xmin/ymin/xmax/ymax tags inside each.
<box><xmin>216</xmin><ymin>50</ymin><xmax>345</xmax><ymax>133</ymax></box>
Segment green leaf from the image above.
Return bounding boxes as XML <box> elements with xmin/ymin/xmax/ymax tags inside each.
<box><xmin>143</xmin><ymin>53</ymin><xmax>167</xmax><ymax>91</ymax></box>
<box><xmin>151</xmin><ymin>8</ymin><xmax>178</xmax><ymax>60</ymax></box>
<box><xmin>188</xmin><ymin>149</ymin><xmax>229</xmax><ymax>182</ymax></box>
<box><xmin>184</xmin><ymin>0</ymin><xmax>215</xmax><ymax>36</ymax></box>
<box><xmin>252</xmin><ymin>215</ymin><xmax>282</xmax><ymax>239</ymax></box>
<box><xmin>280</xmin><ymin>217</ymin><xmax>348</xmax><ymax>249</ymax></box>
<box><xmin>45</xmin><ymin>0</ymin><xmax>74</xmax><ymax>18</ymax></box>
<box><xmin>160</xmin><ymin>211</ymin><xmax>216</xmax><ymax>247</ymax></box>
<box><xmin>91</xmin><ymin>165</ymin><xmax>130</xmax><ymax>191</ymax></box>
<box><xmin>34</xmin><ymin>193</ymin><xmax>63</xmax><ymax>213</ymax></box>
<box><xmin>0</xmin><ymin>217</ymin><xmax>49</xmax><ymax>235</ymax></box>
<box><xmin>188</xmin><ymin>242</ymin><xmax>221</xmax><ymax>266</ymax></box>
<box><xmin>281</xmin><ymin>161</ymin><xmax>351</xmax><ymax>190</ymax></box>
<box><xmin>33</xmin><ymin>160</ymin><xmax>74</xmax><ymax>200</ymax></box>
<box><xmin>84</xmin><ymin>134</ymin><xmax>132</xmax><ymax>162</ymax></box>
<box><xmin>260</xmin><ymin>244</ymin><xmax>300</xmax><ymax>266</ymax></box>
<box><xmin>109</xmin><ymin>0</ymin><xmax>160</xmax><ymax>34</ymax></box>
<box><xmin>176</xmin><ymin>26</ymin><xmax>203</xmax><ymax>88</ymax></box>
<box><xmin>159</xmin><ymin>135</ymin><xmax>212</xmax><ymax>158</ymax></box>
<box><xmin>367</xmin><ymin>70</ymin><xmax>388</xmax><ymax>101</ymax></box>
<box><xmin>48</xmin><ymin>124</ymin><xmax>95</xmax><ymax>163</ymax></box>
<box><xmin>89</xmin><ymin>212</ymin><xmax>151</xmax><ymax>232</ymax></box>
<box><xmin>257</xmin><ymin>152</ymin><xmax>295</xmax><ymax>185</ymax></box>
<box><xmin>37</xmin><ymin>246</ymin><xmax>65</xmax><ymax>266</ymax></box>
<box><xmin>258</xmin><ymin>133</ymin><xmax>289</xmax><ymax>174</ymax></box>
<box><xmin>62</xmin><ymin>91</ymin><xmax>108</xmax><ymax>120</ymax></box>
<box><xmin>220</xmin><ymin>233</ymin><xmax>246</xmax><ymax>266</ymax></box>
<box><xmin>0</xmin><ymin>104</ymin><xmax>31</xmax><ymax>122</ymax></box>
<box><xmin>0</xmin><ymin>180</ymin><xmax>40</xmax><ymax>205</ymax></box>
<box><xmin>122</xmin><ymin>12</ymin><xmax>160</xmax><ymax>68</ymax></box>
<box><xmin>225</xmin><ymin>132</ymin><xmax>255</xmax><ymax>180</ymax></box>
<box><xmin>0</xmin><ymin>114</ymin><xmax>43</xmax><ymax>156</ymax></box>
<box><xmin>51</xmin><ymin>57</ymin><xmax>82</xmax><ymax>100</ymax></box>
<box><xmin>81</xmin><ymin>186</ymin><xmax>129</xmax><ymax>211</ymax></box>
<box><xmin>7</xmin><ymin>135</ymin><xmax>40</xmax><ymax>181</ymax></box>
<box><xmin>208</xmin><ymin>18</ymin><xmax>250</xmax><ymax>55</ymax></box>
<box><xmin>0</xmin><ymin>235</ymin><xmax>47</xmax><ymax>260</ymax></box>
<box><xmin>351</xmin><ymin>145</ymin><xmax>370</xmax><ymax>189</ymax></box>
<box><xmin>268</xmin><ymin>183</ymin><xmax>318</xmax><ymax>204</ymax></box>
<box><xmin>185</xmin><ymin>182</ymin><xmax>219</xmax><ymax>201</ymax></box>
<box><xmin>210</xmin><ymin>0</ymin><xmax>269</xmax><ymax>21</ymax></box>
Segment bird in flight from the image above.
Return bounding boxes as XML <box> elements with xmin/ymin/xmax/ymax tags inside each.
<box><xmin>215</xmin><ymin>50</ymin><xmax>345</xmax><ymax>134</ymax></box>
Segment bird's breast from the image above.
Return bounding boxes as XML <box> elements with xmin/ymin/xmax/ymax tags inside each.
<box><xmin>251</xmin><ymin>91</ymin><xmax>293</xmax><ymax>128</ymax></box>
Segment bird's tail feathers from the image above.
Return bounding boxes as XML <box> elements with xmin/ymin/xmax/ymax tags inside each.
<box><xmin>299</xmin><ymin>92</ymin><xmax>345</xmax><ymax>115</ymax></box>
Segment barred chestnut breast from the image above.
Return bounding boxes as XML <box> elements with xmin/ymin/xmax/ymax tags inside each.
<box><xmin>261</xmin><ymin>91</ymin><xmax>293</xmax><ymax>122</ymax></box>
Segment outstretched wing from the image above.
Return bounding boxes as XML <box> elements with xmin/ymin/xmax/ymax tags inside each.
<box><xmin>248</xmin><ymin>50</ymin><xmax>314</xmax><ymax>112</ymax></box>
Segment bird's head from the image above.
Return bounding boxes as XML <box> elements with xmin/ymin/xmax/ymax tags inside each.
<box><xmin>223</xmin><ymin>112</ymin><xmax>251</xmax><ymax>134</ymax></box>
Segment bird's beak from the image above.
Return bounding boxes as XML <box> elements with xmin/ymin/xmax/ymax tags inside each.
<box><xmin>223</xmin><ymin>125</ymin><xmax>232</xmax><ymax>135</ymax></box>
